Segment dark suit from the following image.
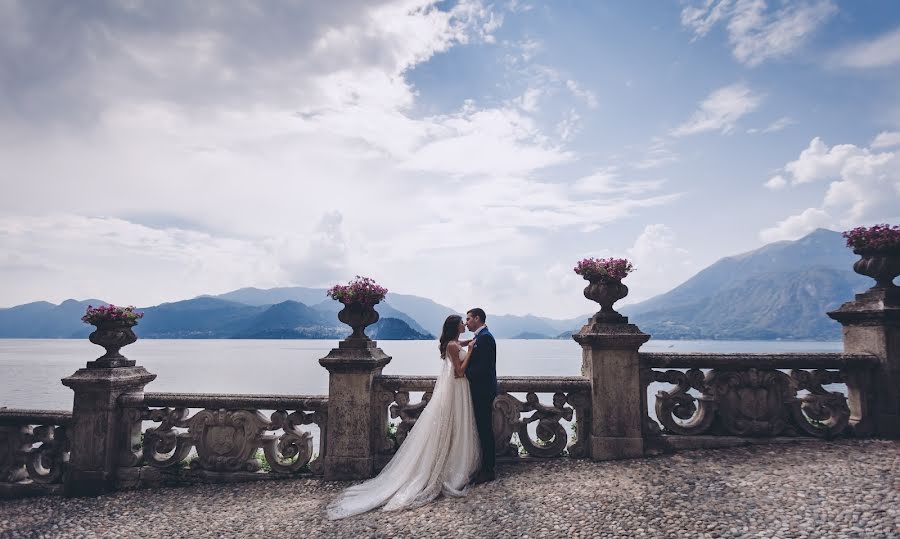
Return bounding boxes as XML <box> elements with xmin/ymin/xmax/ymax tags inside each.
<box><xmin>465</xmin><ymin>327</ymin><xmax>497</xmax><ymax>475</ymax></box>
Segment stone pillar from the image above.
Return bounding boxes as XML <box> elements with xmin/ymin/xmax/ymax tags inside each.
<box><xmin>828</xmin><ymin>287</ymin><xmax>900</xmax><ymax>438</ymax></box>
<box><xmin>573</xmin><ymin>317</ymin><xmax>650</xmax><ymax>460</ymax></box>
<box><xmin>319</xmin><ymin>338</ymin><xmax>391</xmax><ymax>480</ymax></box>
<box><xmin>61</xmin><ymin>365</ymin><xmax>155</xmax><ymax>496</ymax></box>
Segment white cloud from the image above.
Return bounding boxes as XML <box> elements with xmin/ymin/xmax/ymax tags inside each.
<box><xmin>0</xmin><ymin>215</ymin><xmax>288</xmax><ymax>306</ymax></box>
<box><xmin>783</xmin><ymin>137</ymin><xmax>892</xmax><ymax>185</ymax></box>
<box><xmin>748</xmin><ymin>116</ymin><xmax>796</xmax><ymax>134</ymax></box>
<box><xmin>555</xmin><ymin>109</ymin><xmax>581</xmax><ymax>141</ymax></box>
<box><xmin>872</xmin><ymin>131</ymin><xmax>900</xmax><ymax>149</ymax></box>
<box><xmin>761</xmin><ymin>136</ymin><xmax>900</xmax><ymax>241</ymax></box>
<box><xmin>515</xmin><ymin>87</ymin><xmax>543</xmax><ymax>113</ymax></box>
<box><xmin>759</xmin><ymin>208</ymin><xmax>832</xmax><ymax>242</ymax></box>
<box><xmin>634</xmin><ymin>138</ymin><xmax>679</xmax><ymax>169</ymax></box>
<box><xmin>764</xmin><ymin>174</ymin><xmax>787</xmax><ymax>190</ymax></box>
<box><xmin>624</xmin><ymin>224</ymin><xmax>695</xmax><ymax>304</ymax></box>
<box><xmin>565</xmin><ymin>80</ymin><xmax>599</xmax><ymax>109</ymax></box>
<box><xmin>672</xmin><ymin>83</ymin><xmax>762</xmax><ymax>136</ymax></box>
<box><xmin>399</xmin><ymin>105</ymin><xmax>573</xmax><ymax>176</ymax></box>
<box><xmin>831</xmin><ymin>26</ymin><xmax>900</xmax><ymax>69</ymax></box>
<box><xmin>681</xmin><ymin>0</ymin><xmax>837</xmax><ymax>66</ymax></box>
<box><xmin>0</xmin><ymin>1</ymin><xmax>684</xmax><ymax>316</ymax></box>
<box><xmin>573</xmin><ymin>170</ymin><xmax>664</xmax><ymax>196</ymax></box>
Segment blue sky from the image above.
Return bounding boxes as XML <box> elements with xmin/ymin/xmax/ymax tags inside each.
<box><xmin>1</xmin><ymin>0</ymin><xmax>898</xmax><ymax>318</ymax></box>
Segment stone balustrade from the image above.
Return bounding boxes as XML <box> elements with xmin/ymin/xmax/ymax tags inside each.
<box><xmin>640</xmin><ymin>353</ymin><xmax>878</xmax><ymax>450</ymax></box>
<box><xmin>113</xmin><ymin>392</ymin><xmax>328</xmax><ymax>489</ymax></box>
<box><xmin>0</xmin><ymin>409</ymin><xmax>71</xmax><ymax>499</ymax></box>
<box><xmin>373</xmin><ymin>375</ymin><xmax>591</xmax><ymax>466</ymax></box>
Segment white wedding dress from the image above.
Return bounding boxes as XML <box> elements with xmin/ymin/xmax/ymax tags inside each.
<box><xmin>326</xmin><ymin>348</ymin><xmax>481</xmax><ymax>519</ymax></box>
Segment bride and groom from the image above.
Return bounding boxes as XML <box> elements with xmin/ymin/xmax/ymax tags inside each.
<box><xmin>327</xmin><ymin>308</ymin><xmax>497</xmax><ymax>520</ymax></box>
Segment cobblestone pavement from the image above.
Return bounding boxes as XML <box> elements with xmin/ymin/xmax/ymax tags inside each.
<box><xmin>1</xmin><ymin>439</ymin><xmax>897</xmax><ymax>539</ymax></box>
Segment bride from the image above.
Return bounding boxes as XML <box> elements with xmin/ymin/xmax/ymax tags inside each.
<box><xmin>326</xmin><ymin>315</ymin><xmax>482</xmax><ymax>519</ymax></box>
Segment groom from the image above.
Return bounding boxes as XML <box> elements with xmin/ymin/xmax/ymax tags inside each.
<box><xmin>462</xmin><ymin>307</ymin><xmax>497</xmax><ymax>484</ymax></box>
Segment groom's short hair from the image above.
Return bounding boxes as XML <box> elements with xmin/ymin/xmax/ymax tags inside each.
<box><xmin>467</xmin><ymin>308</ymin><xmax>486</xmax><ymax>323</ymax></box>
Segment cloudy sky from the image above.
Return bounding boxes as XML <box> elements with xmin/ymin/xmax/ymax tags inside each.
<box><xmin>1</xmin><ymin>0</ymin><xmax>899</xmax><ymax>318</ymax></box>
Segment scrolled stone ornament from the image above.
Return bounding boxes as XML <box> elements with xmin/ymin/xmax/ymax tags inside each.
<box><xmin>389</xmin><ymin>391</ymin><xmax>432</xmax><ymax>447</ymax></box>
<box><xmin>189</xmin><ymin>409</ymin><xmax>269</xmax><ymax>472</ymax></box>
<box><xmin>706</xmin><ymin>368</ymin><xmax>794</xmax><ymax>437</ymax></box>
<box><xmin>517</xmin><ymin>392</ymin><xmax>573</xmax><ymax>458</ymax></box>
<box><xmin>23</xmin><ymin>424</ymin><xmax>68</xmax><ymax>484</ymax></box>
<box><xmin>263</xmin><ymin>410</ymin><xmax>314</xmax><ymax>474</ymax></box>
<box><xmin>143</xmin><ymin>407</ymin><xmax>193</xmax><ymax>468</ymax></box>
<box><xmin>564</xmin><ymin>391</ymin><xmax>591</xmax><ymax>458</ymax></box>
<box><xmin>789</xmin><ymin>369</ymin><xmax>850</xmax><ymax>438</ymax></box>
<box><xmin>0</xmin><ymin>426</ymin><xmax>29</xmax><ymax>483</ymax></box>
<box><xmin>492</xmin><ymin>393</ymin><xmax>524</xmax><ymax>458</ymax></box>
<box><xmin>653</xmin><ymin>369</ymin><xmax>715</xmax><ymax>435</ymax></box>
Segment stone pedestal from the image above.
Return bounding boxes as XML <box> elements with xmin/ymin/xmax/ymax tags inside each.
<box><xmin>828</xmin><ymin>287</ymin><xmax>900</xmax><ymax>439</ymax></box>
<box><xmin>319</xmin><ymin>338</ymin><xmax>391</xmax><ymax>481</ymax></box>
<box><xmin>61</xmin><ymin>366</ymin><xmax>156</xmax><ymax>496</ymax></box>
<box><xmin>573</xmin><ymin>318</ymin><xmax>650</xmax><ymax>460</ymax></box>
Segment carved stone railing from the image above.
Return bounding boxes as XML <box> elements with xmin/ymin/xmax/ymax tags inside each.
<box><xmin>0</xmin><ymin>409</ymin><xmax>71</xmax><ymax>497</ymax></box>
<box><xmin>373</xmin><ymin>375</ymin><xmax>591</xmax><ymax>466</ymax></box>
<box><xmin>641</xmin><ymin>353</ymin><xmax>878</xmax><ymax>445</ymax></box>
<box><xmin>117</xmin><ymin>393</ymin><xmax>328</xmax><ymax>482</ymax></box>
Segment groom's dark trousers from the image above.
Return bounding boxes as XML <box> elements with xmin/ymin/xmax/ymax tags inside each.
<box><xmin>465</xmin><ymin>328</ymin><xmax>498</xmax><ymax>475</ymax></box>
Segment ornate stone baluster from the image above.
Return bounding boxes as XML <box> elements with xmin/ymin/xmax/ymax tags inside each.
<box><xmin>492</xmin><ymin>393</ymin><xmax>524</xmax><ymax>457</ymax></box>
<box><xmin>789</xmin><ymin>369</ymin><xmax>850</xmax><ymax>438</ymax></box>
<box><xmin>0</xmin><ymin>425</ymin><xmax>29</xmax><ymax>483</ymax></box>
<box><xmin>389</xmin><ymin>391</ymin><xmax>432</xmax><ymax>447</ymax></box>
<box><xmin>24</xmin><ymin>424</ymin><xmax>69</xmax><ymax>484</ymax></box>
<box><xmin>706</xmin><ymin>368</ymin><xmax>796</xmax><ymax>437</ymax></box>
<box><xmin>517</xmin><ymin>392</ymin><xmax>573</xmax><ymax>458</ymax></box>
<box><xmin>374</xmin><ymin>389</ymin><xmax>397</xmax><ymax>459</ymax></box>
<box><xmin>143</xmin><ymin>407</ymin><xmax>193</xmax><ymax>468</ymax></box>
<box><xmin>565</xmin><ymin>391</ymin><xmax>591</xmax><ymax>458</ymax></box>
<box><xmin>262</xmin><ymin>410</ymin><xmax>314</xmax><ymax>474</ymax></box>
<box><xmin>652</xmin><ymin>369</ymin><xmax>715</xmax><ymax>436</ymax></box>
<box><xmin>189</xmin><ymin>409</ymin><xmax>269</xmax><ymax>472</ymax></box>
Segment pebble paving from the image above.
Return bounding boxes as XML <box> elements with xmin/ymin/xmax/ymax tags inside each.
<box><xmin>1</xmin><ymin>439</ymin><xmax>897</xmax><ymax>539</ymax></box>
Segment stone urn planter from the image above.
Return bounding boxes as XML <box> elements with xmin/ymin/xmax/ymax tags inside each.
<box><xmin>584</xmin><ymin>277</ymin><xmax>629</xmax><ymax>323</ymax></box>
<box><xmin>852</xmin><ymin>249</ymin><xmax>900</xmax><ymax>290</ymax></box>
<box><xmin>87</xmin><ymin>320</ymin><xmax>138</xmax><ymax>368</ymax></box>
<box><xmin>338</xmin><ymin>301</ymin><xmax>380</xmax><ymax>341</ymax></box>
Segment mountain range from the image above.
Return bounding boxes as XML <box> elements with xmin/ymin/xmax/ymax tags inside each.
<box><xmin>0</xmin><ymin>229</ymin><xmax>875</xmax><ymax>340</ymax></box>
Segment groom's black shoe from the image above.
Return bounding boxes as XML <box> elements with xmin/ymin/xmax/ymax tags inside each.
<box><xmin>473</xmin><ymin>470</ymin><xmax>496</xmax><ymax>485</ymax></box>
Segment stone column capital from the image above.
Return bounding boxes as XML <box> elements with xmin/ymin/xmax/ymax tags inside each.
<box><xmin>572</xmin><ymin>323</ymin><xmax>650</xmax><ymax>350</ymax></box>
<box><xmin>61</xmin><ymin>366</ymin><xmax>156</xmax><ymax>392</ymax></box>
<box><xmin>828</xmin><ymin>288</ymin><xmax>900</xmax><ymax>327</ymax></box>
<box><xmin>318</xmin><ymin>343</ymin><xmax>391</xmax><ymax>374</ymax></box>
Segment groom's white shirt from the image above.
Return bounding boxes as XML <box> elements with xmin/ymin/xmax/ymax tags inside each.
<box><xmin>473</xmin><ymin>325</ymin><xmax>487</xmax><ymax>336</ymax></box>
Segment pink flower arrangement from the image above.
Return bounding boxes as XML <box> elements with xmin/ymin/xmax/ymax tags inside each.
<box><xmin>574</xmin><ymin>257</ymin><xmax>635</xmax><ymax>281</ymax></box>
<box><xmin>842</xmin><ymin>224</ymin><xmax>900</xmax><ymax>253</ymax></box>
<box><xmin>327</xmin><ymin>276</ymin><xmax>388</xmax><ymax>306</ymax></box>
<box><xmin>81</xmin><ymin>304</ymin><xmax>144</xmax><ymax>325</ymax></box>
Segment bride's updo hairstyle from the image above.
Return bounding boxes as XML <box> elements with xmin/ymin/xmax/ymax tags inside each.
<box><xmin>439</xmin><ymin>314</ymin><xmax>463</xmax><ymax>359</ymax></box>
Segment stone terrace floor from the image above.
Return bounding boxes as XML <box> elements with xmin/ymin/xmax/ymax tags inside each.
<box><xmin>1</xmin><ymin>439</ymin><xmax>897</xmax><ymax>539</ymax></box>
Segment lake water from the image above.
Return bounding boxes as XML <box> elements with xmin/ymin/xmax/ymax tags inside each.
<box><xmin>0</xmin><ymin>338</ymin><xmax>843</xmax><ymax>411</ymax></box>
